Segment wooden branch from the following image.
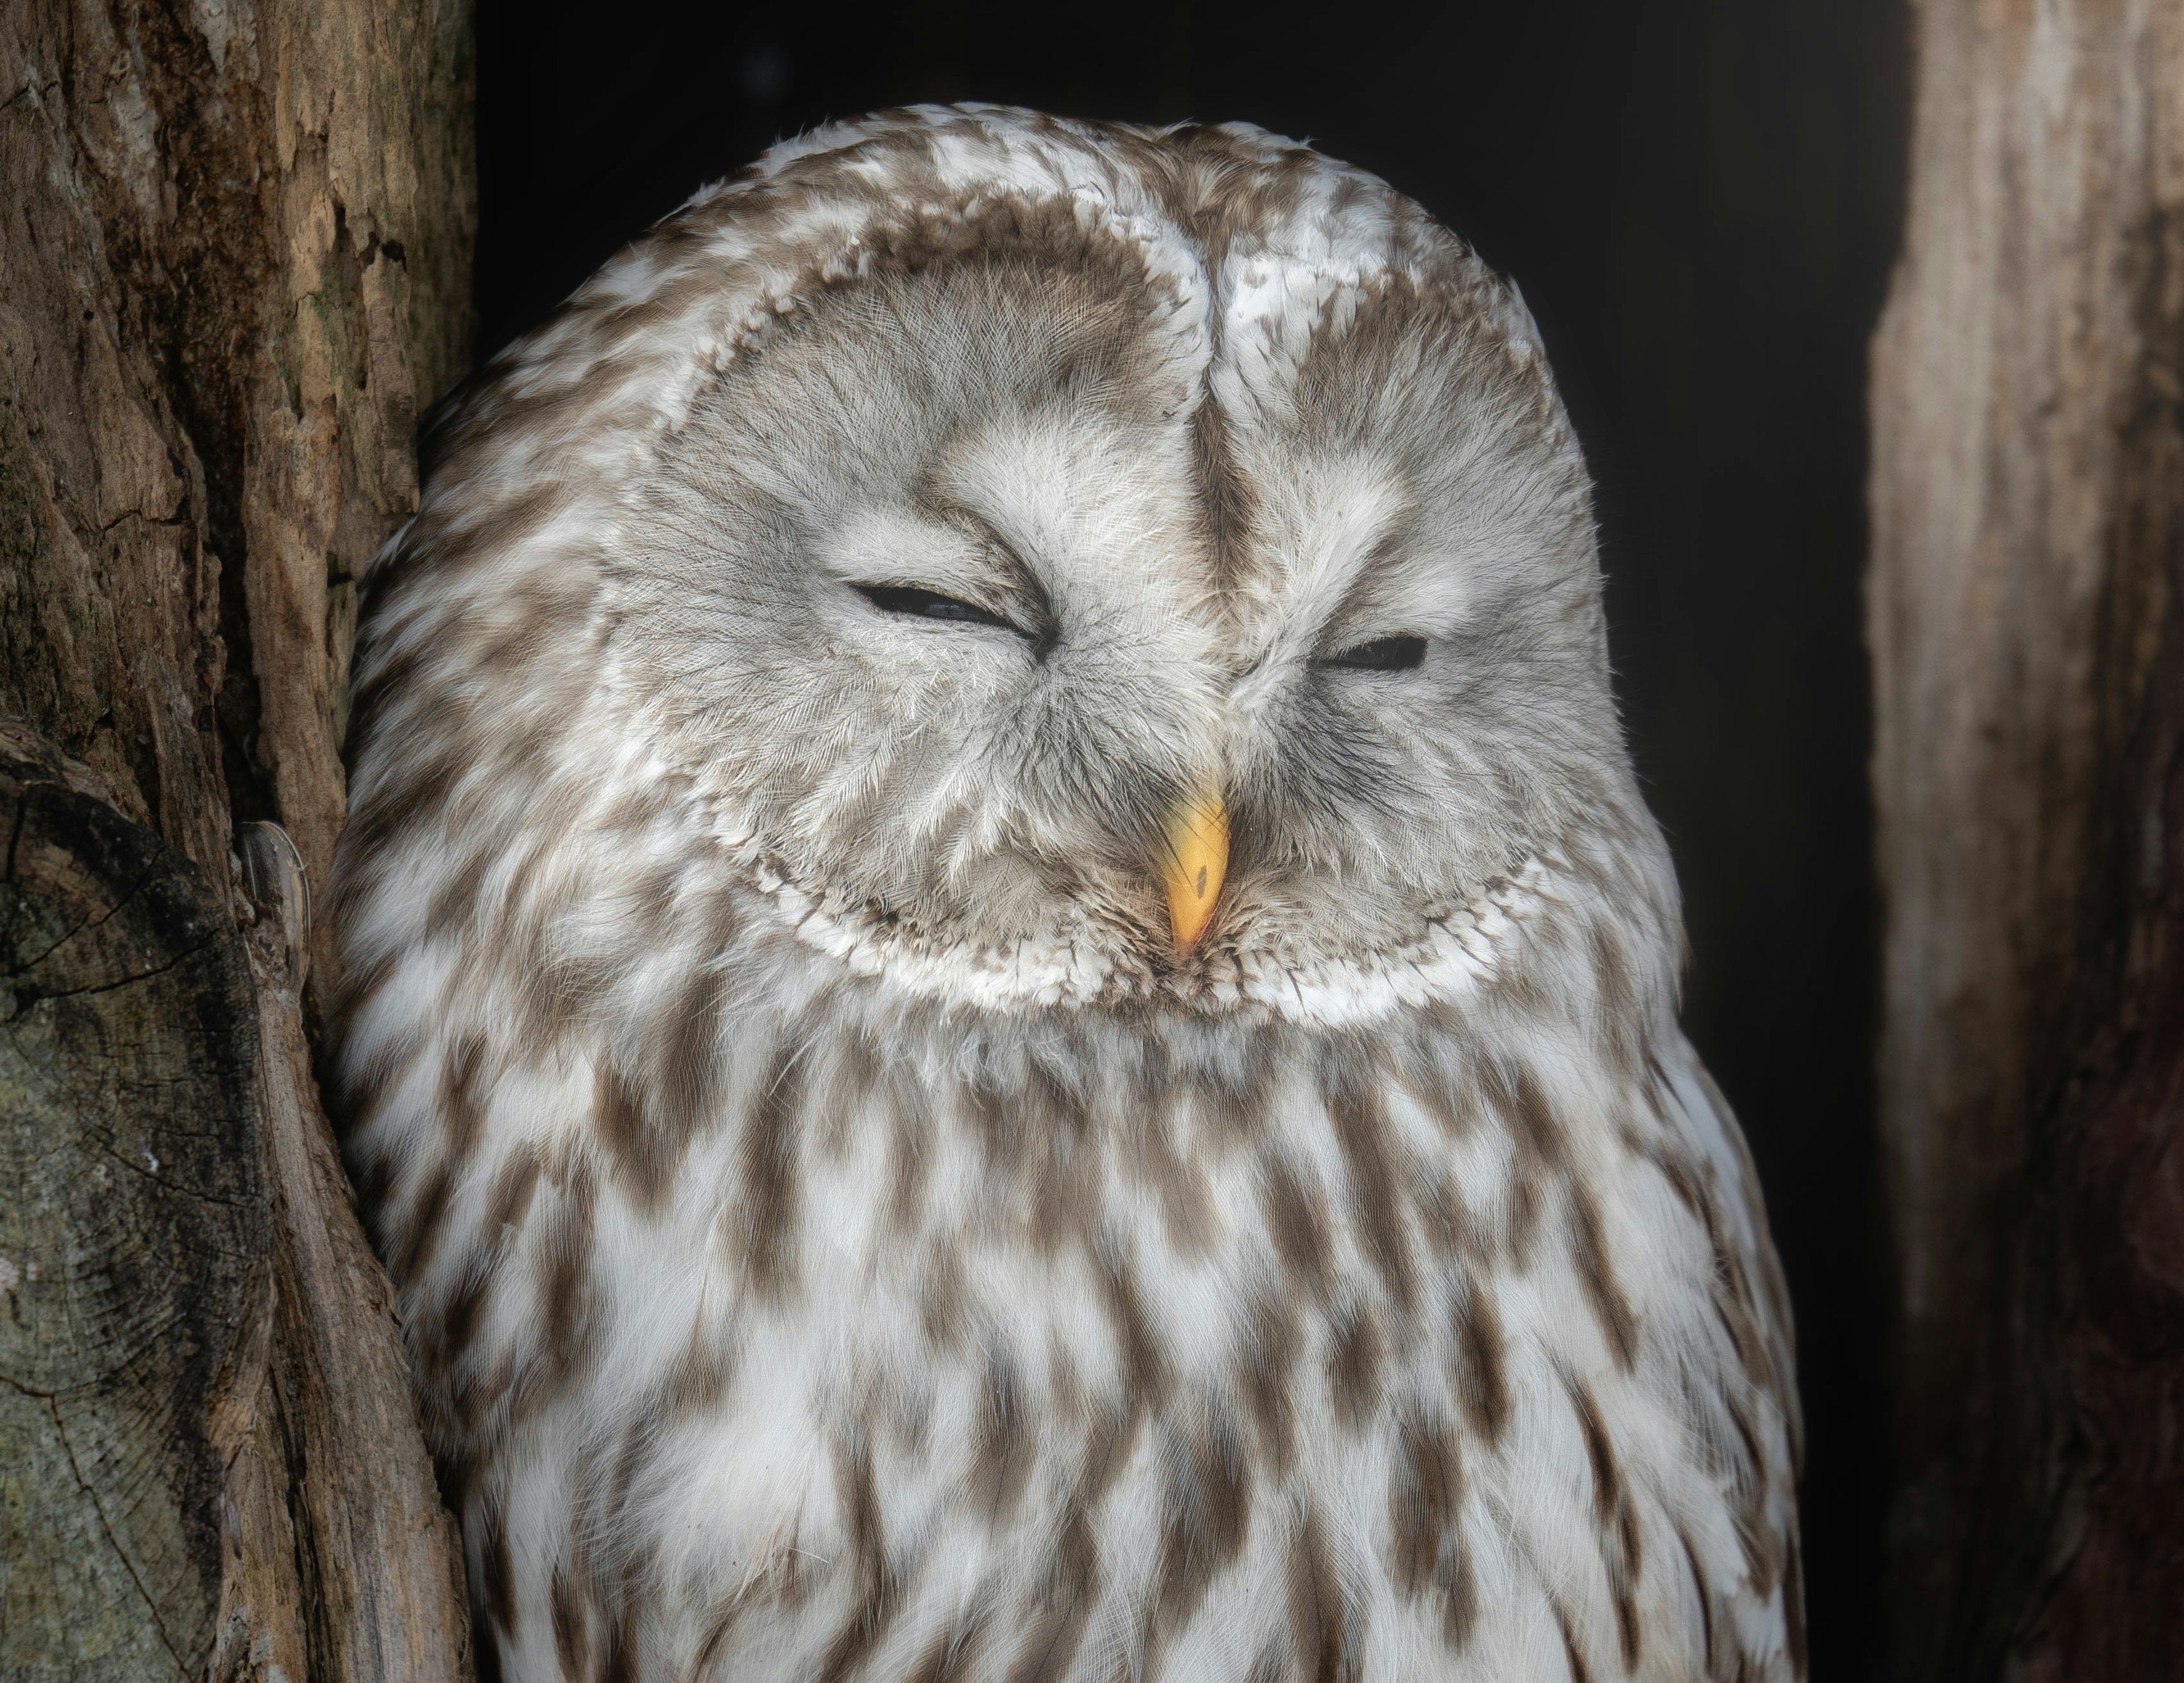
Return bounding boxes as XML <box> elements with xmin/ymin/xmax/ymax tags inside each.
<box><xmin>0</xmin><ymin>0</ymin><xmax>476</xmax><ymax>1674</ymax></box>
<box><xmin>1869</xmin><ymin>1</ymin><xmax>2184</xmax><ymax>1674</ymax></box>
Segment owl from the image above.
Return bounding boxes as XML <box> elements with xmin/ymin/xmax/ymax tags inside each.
<box><xmin>328</xmin><ymin>107</ymin><xmax>1802</xmax><ymax>1683</ymax></box>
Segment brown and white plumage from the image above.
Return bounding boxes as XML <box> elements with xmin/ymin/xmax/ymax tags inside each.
<box><xmin>328</xmin><ymin>106</ymin><xmax>1803</xmax><ymax>1682</ymax></box>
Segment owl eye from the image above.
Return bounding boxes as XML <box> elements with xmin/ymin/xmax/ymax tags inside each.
<box><xmin>854</xmin><ymin>584</ymin><xmax>1029</xmax><ymax>638</ymax></box>
<box><xmin>1320</xmin><ymin>634</ymin><xmax>1427</xmax><ymax>672</ymax></box>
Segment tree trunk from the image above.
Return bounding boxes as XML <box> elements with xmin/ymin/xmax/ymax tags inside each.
<box><xmin>1869</xmin><ymin>1</ymin><xmax>2184</xmax><ymax>1676</ymax></box>
<box><xmin>1</xmin><ymin>2</ymin><xmax>475</xmax><ymax>1677</ymax></box>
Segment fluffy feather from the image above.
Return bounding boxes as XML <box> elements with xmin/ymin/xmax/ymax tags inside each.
<box><xmin>329</xmin><ymin>105</ymin><xmax>1802</xmax><ymax>1682</ymax></box>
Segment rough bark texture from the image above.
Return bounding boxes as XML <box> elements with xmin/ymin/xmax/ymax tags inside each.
<box><xmin>222</xmin><ymin>813</ymin><xmax>475</xmax><ymax>1683</ymax></box>
<box><xmin>1869</xmin><ymin>0</ymin><xmax>2184</xmax><ymax>1676</ymax></box>
<box><xmin>0</xmin><ymin>0</ymin><xmax>475</xmax><ymax>1677</ymax></box>
<box><xmin>2</xmin><ymin>727</ymin><xmax>263</xmax><ymax>1680</ymax></box>
<box><xmin>1</xmin><ymin>0</ymin><xmax>473</xmax><ymax>892</ymax></box>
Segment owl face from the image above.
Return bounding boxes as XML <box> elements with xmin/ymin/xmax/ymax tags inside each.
<box><xmin>576</xmin><ymin>137</ymin><xmax>1628</xmax><ymax>1000</ymax></box>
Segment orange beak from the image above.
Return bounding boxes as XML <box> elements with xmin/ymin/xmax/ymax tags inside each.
<box><xmin>1161</xmin><ymin>787</ymin><xmax>1230</xmax><ymax>949</ymax></box>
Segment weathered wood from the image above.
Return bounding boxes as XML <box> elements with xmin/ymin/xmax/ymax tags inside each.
<box><xmin>1</xmin><ymin>0</ymin><xmax>476</xmax><ymax>1675</ymax></box>
<box><xmin>0</xmin><ymin>725</ymin><xmax>474</xmax><ymax>1682</ymax></box>
<box><xmin>1</xmin><ymin>730</ymin><xmax>264</xmax><ymax>1681</ymax></box>
<box><xmin>1868</xmin><ymin>0</ymin><xmax>2184</xmax><ymax>1675</ymax></box>
<box><xmin>0</xmin><ymin>726</ymin><xmax>476</xmax><ymax>1682</ymax></box>
<box><xmin>233</xmin><ymin>817</ymin><xmax>473</xmax><ymax>1683</ymax></box>
<box><xmin>0</xmin><ymin>0</ymin><xmax>474</xmax><ymax>892</ymax></box>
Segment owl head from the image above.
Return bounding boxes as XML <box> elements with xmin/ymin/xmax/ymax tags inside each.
<box><xmin>345</xmin><ymin>107</ymin><xmax>1669</xmax><ymax>1024</ymax></box>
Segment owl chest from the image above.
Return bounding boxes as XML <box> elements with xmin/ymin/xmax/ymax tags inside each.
<box><xmin>670</xmin><ymin>1048</ymin><xmax>1586</xmax><ymax>1557</ymax></box>
<box><xmin>466</xmin><ymin>1025</ymin><xmax>1775</xmax><ymax>1681</ymax></box>
<box><xmin>734</xmin><ymin>1060</ymin><xmax>1495</xmax><ymax>1422</ymax></box>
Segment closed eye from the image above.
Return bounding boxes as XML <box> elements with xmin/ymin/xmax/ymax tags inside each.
<box><xmin>1318</xmin><ymin>634</ymin><xmax>1427</xmax><ymax>672</ymax></box>
<box><xmin>854</xmin><ymin>584</ymin><xmax>1031</xmax><ymax>638</ymax></box>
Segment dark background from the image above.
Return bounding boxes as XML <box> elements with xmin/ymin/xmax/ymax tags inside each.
<box><xmin>474</xmin><ymin>2</ymin><xmax>1908</xmax><ymax>1671</ymax></box>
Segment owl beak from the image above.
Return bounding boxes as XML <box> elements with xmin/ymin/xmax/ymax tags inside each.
<box><xmin>1160</xmin><ymin>787</ymin><xmax>1230</xmax><ymax>950</ymax></box>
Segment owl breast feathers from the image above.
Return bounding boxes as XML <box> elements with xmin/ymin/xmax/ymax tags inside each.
<box><xmin>328</xmin><ymin>106</ymin><xmax>1803</xmax><ymax>1683</ymax></box>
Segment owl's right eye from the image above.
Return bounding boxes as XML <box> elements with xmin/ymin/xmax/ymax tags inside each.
<box><xmin>854</xmin><ymin>584</ymin><xmax>1029</xmax><ymax>638</ymax></box>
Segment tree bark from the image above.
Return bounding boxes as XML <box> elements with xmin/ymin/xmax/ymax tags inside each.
<box><xmin>3</xmin><ymin>726</ymin><xmax>264</xmax><ymax>1680</ymax></box>
<box><xmin>1</xmin><ymin>1</ymin><xmax>475</xmax><ymax>1677</ymax></box>
<box><xmin>1869</xmin><ymin>1</ymin><xmax>2184</xmax><ymax>1676</ymax></box>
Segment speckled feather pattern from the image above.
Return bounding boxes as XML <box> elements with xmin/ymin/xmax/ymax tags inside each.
<box><xmin>328</xmin><ymin>107</ymin><xmax>1803</xmax><ymax>1682</ymax></box>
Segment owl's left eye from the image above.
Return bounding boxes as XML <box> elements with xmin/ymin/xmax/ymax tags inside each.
<box><xmin>1320</xmin><ymin>634</ymin><xmax>1427</xmax><ymax>671</ymax></box>
<box><xmin>854</xmin><ymin>584</ymin><xmax>1029</xmax><ymax>638</ymax></box>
